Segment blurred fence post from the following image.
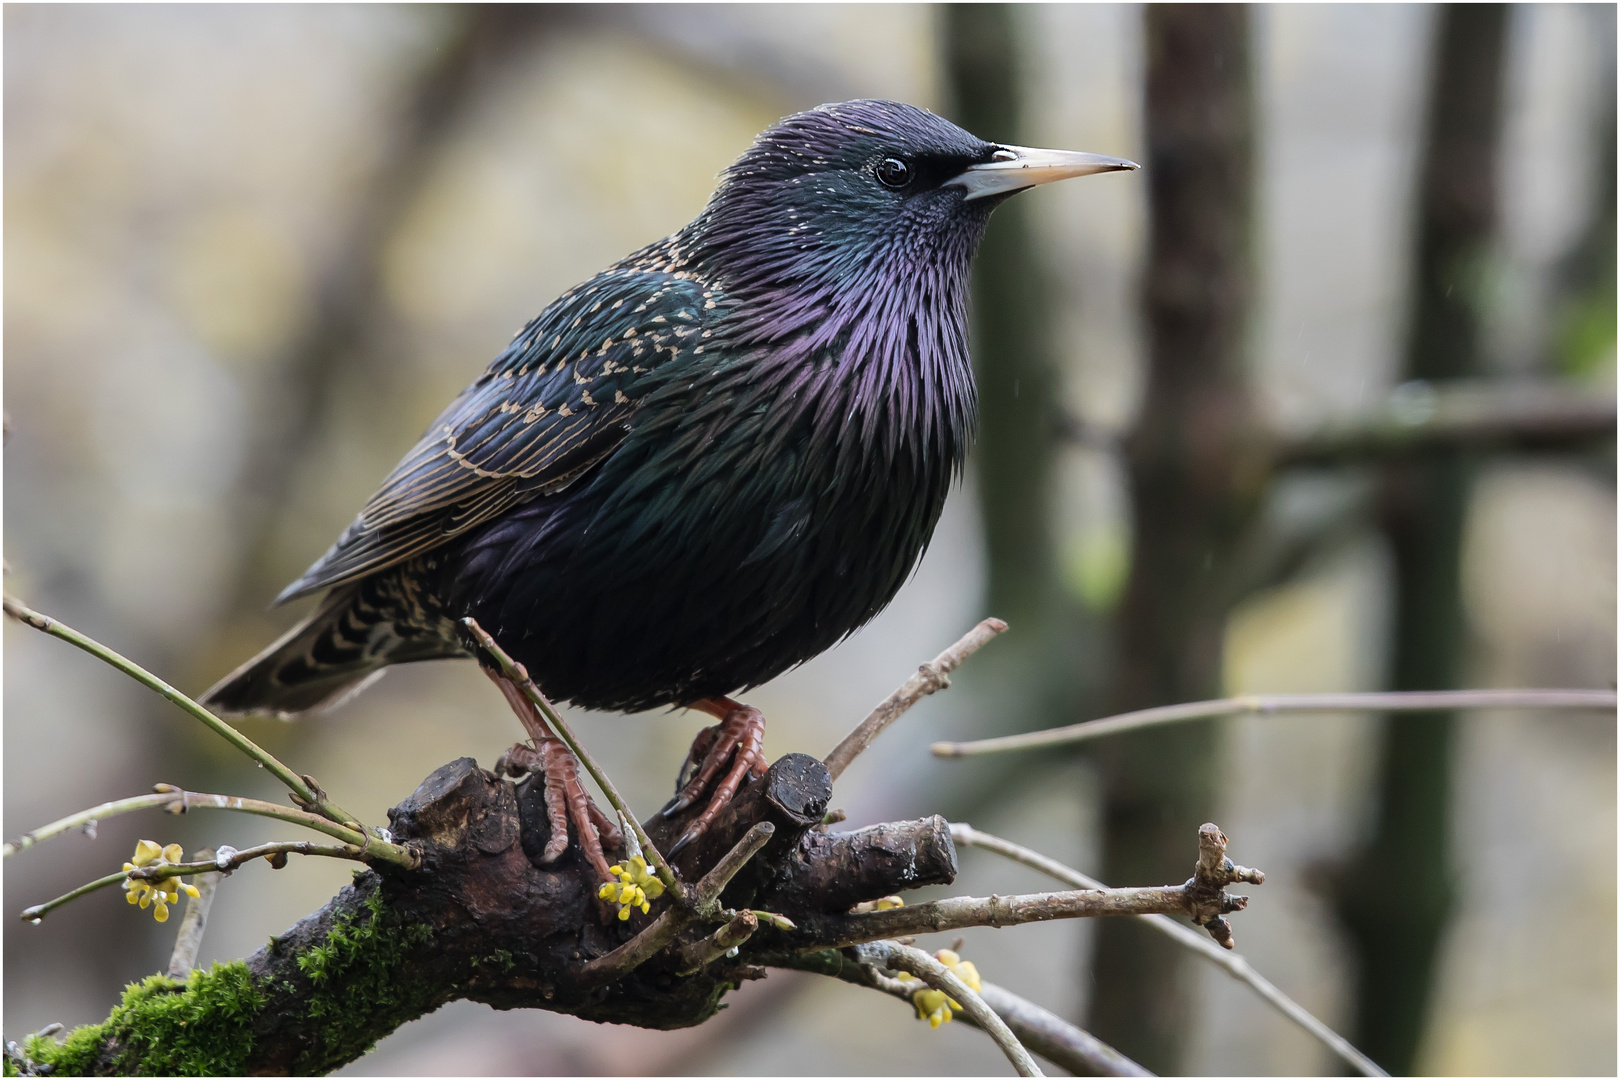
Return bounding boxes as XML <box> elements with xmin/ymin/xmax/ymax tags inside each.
<box><xmin>1085</xmin><ymin>7</ymin><xmax>1259</xmax><ymax>1072</ymax></box>
<box><xmin>1333</xmin><ymin>7</ymin><xmax>1509</xmax><ymax>1074</ymax></box>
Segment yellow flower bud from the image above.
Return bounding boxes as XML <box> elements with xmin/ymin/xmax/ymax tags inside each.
<box><xmin>181</xmin><ymin>882</ymin><xmax>201</xmax><ymax>899</ymax></box>
<box><xmin>153</xmin><ymin>900</ymin><xmax>169</xmax><ymax>923</ymax></box>
<box><xmin>162</xmin><ymin>843</ymin><xmax>184</xmax><ymax>864</ymax></box>
<box><xmin>132</xmin><ymin>840</ymin><xmax>163</xmax><ymax>867</ymax></box>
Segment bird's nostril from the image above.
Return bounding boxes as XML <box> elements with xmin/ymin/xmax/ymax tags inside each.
<box><xmin>991</xmin><ymin>148</ymin><xmax>1017</xmax><ymax>162</ymax></box>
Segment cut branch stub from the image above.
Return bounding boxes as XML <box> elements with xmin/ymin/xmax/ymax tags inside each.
<box><xmin>1183</xmin><ymin>822</ymin><xmax>1263</xmax><ymax>948</ymax></box>
<box><xmin>766</xmin><ymin>816</ymin><xmax>959</xmax><ymax>914</ymax></box>
<box><xmin>648</xmin><ymin>751</ymin><xmax>832</xmax><ymax>911</ymax></box>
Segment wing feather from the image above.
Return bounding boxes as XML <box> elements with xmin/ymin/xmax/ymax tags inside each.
<box><xmin>276</xmin><ymin>269</ymin><xmax>708</xmax><ymax>602</ymax></box>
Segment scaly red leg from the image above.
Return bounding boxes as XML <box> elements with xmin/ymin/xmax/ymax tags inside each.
<box><xmin>660</xmin><ymin>696</ymin><xmax>768</xmax><ymax>855</ymax></box>
<box><xmin>484</xmin><ymin>668</ymin><xmax>621</xmax><ymax>882</ymax></box>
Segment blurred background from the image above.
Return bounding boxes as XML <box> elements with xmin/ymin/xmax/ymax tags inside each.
<box><xmin>4</xmin><ymin>4</ymin><xmax>1614</xmax><ymax>1075</ymax></box>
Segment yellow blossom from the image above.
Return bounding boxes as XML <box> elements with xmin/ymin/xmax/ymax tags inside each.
<box><xmin>120</xmin><ymin>840</ymin><xmax>200</xmax><ymax>923</ymax></box>
<box><xmin>597</xmin><ymin>855</ymin><xmax>665</xmax><ymax>921</ymax></box>
<box><xmin>897</xmin><ymin>948</ymin><xmax>982</xmax><ymax>1030</ymax></box>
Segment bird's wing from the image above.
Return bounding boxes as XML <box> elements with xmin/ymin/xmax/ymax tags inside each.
<box><xmin>276</xmin><ymin>268</ymin><xmax>710</xmax><ymax>602</ymax></box>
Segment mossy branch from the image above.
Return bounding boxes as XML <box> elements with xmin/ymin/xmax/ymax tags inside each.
<box><xmin>8</xmin><ymin>752</ymin><xmax>1267</xmax><ymax>1076</ymax></box>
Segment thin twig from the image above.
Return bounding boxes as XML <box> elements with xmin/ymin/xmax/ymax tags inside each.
<box><xmin>158</xmin><ymin>791</ymin><xmax>406</xmax><ymax>865</ymax></box>
<box><xmin>742</xmin><ymin>909</ymin><xmax>797</xmax><ymax>932</ymax></box>
<box><xmin>675</xmin><ymin>910</ymin><xmax>757</xmax><ymax>974</ymax></box>
<box><xmin>825</xmin><ymin>617</ymin><xmax>1007</xmax><ymax>780</ymax></box>
<box><xmin>976</xmin><ymin>983</ymin><xmax>1152</xmax><ymax>1077</ymax></box>
<box><xmin>2</xmin><ymin>595</ymin><xmax>359</xmax><ymax>827</ymax></box>
<box><xmin>4</xmin><ymin>792</ymin><xmax>180</xmax><ymax>858</ymax></box>
<box><xmin>950</xmin><ymin>823</ymin><xmax>1387</xmax><ymax>1077</ymax></box>
<box><xmin>806</xmin><ymin>885</ymin><xmax>1239</xmax><ymax>951</ymax></box>
<box><xmin>770</xmin><ymin>949</ymin><xmax>1150</xmax><ymax>1076</ymax></box>
<box><xmin>21</xmin><ymin>839</ymin><xmax>365</xmax><ymax>923</ymax></box>
<box><xmin>694</xmin><ymin>822</ymin><xmax>775</xmax><ymax>908</ymax></box>
<box><xmin>4</xmin><ymin>787</ymin><xmax>413</xmax><ymax>867</ymax></box>
<box><xmin>931</xmin><ymin>688</ymin><xmax>1618</xmax><ymax>757</ymax></box>
<box><xmin>167</xmin><ymin>849</ymin><xmax>221</xmax><ymax>978</ymax></box>
<box><xmin>579</xmin><ymin>822</ymin><xmax>775</xmax><ymax>985</ymax></box>
<box><xmin>18</xmin><ymin>872</ymin><xmax>127</xmax><ymax>923</ymax></box>
<box><xmin>861</xmin><ymin>940</ymin><xmax>1042</xmax><ymax>1076</ymax></box>
<box><xmin>462</xmin><ymin>617</ymin><xmax>684</xmax><ymax>901</ymax></box>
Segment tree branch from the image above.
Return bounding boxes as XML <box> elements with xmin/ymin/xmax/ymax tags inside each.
<box><xmin>3</xmin><ymin>595</ymin><xmax>361</xmax><ymax>829</ymax></box>
<box><xmin>1274</xmin><ymin>379</ymin><xmax>1615</xmax><ymax>468</ymax></box>
<box><xmin>462</xmin><ymin>616</ymin><xmax>684</xmax><ymax>899</ymax></box>
<box><xmin>932</xmin><ymin>688</ymin><xmax>1617</xmax><ymax>757</ymax></box>
<box><xmin>11</xmin><ymin>746</ymin><xmax>1264</xmax><ymax>1074</ymax></box>
<box><xmin>862</xmin><ymin>939</ymin><xmax>1042</xmax><ymax>1076</ymax></box>
<box><xmin>167</xmin><ymin>849</ymin><xmax>222</xmax><ymax>978</ymax></box>
<box><xmin>950</xmin><ymin>824</ymin><xmax>1389</xmax><ymax>1077</ymax></box>
<box><xmin>824</xmin><ymin>617</ymin><xmax>1008</xmax><ymax>780</ymax></box>
<box><xmin>776</xmin><ymin>949</ymin><xmax>1150</xmax><ymax>1077</ymax></box>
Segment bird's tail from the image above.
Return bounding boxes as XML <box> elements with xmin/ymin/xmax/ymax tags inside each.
<box><xmin>200</xmin><ymin>584</ymin><xmax>439</xmax><ymax>718</ymax></box>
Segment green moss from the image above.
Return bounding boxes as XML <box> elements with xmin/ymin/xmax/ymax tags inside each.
<box><xmin>24</xmin><ymin>963</ymin><xmax>264</xmax><ymax>1076</ymax></box>
<box><xmin>287</xmin><ymin>889</ymin><xmax>438</xmax><ymax>1071</ymax></box>
<box><xmin>473</xmin><ymin>949</ymin><xmax>514</xmax><ymax>973</ymax></box>
<box><xmin>20</xmin><ymin>890</ymin><xmax>440</xmax><ymax>1075</ymax></box>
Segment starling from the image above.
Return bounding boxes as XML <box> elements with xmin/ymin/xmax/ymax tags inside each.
<box><xmin>203</xmin><ymin>100</ymin><xmax>1135</xmax><ymax>877</ymax></box>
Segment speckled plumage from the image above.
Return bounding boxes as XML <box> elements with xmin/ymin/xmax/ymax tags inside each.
<box><xmin>204</xmin><ymin>100</ymin><xmax>1007</xmax><ymax>716</ymax></box>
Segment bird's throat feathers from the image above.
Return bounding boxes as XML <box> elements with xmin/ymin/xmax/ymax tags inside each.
<box><xmin>674</xmin><ymin>122</ymin><xmax>993</xmax><ymax>480</ymax></box>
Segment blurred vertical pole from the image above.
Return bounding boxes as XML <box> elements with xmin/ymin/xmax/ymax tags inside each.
<box><xmin>943</xmin><ymin>3</ymin><xmax>1061</xmax><ymax>637</ymax></box>
<box><xmin>1335</xmin><ymin>7</ymin><xmax>1508</xmax><ymax>1074</ymax></box>
<box><xmin>1549</xmin><ymin>5</ymin><xmax>1616</xmax><ymax>382</ymax></box>
<box><xmin>1087</xmin><ymin>7</ymin><xmax>1257</xmax><ymax>1072</ymax></box>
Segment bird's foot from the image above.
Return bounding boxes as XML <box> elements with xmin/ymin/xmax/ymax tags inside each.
<box><xmin>660</xmin><ymin>697</ymin><xmax>768</xmax><ymax>855</ymax></box>
<box><xmin>494</xmin><ymin>739</ymin><xmax>622</xmax><ymax>883</ymax></box>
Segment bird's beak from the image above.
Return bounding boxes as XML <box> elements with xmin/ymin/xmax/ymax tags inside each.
<box><xmin>948</xmin><ymin>145</ymin><xmax>1139</xmax><ymax>202</ymax></box>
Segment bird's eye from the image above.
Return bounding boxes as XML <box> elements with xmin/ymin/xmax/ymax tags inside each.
<box><xmin>875</xmin><ymin>157</ymin><xmax>912</xmax><ymax>189</ymax></box>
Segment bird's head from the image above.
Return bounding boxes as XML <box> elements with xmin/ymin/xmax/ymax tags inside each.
<box><xmin>689</xmin><ymin>99</ymin><xmax>1136</xmax><ymax>299</ymax></box>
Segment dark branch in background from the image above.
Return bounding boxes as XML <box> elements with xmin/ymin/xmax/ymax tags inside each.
<box><xmin>1331</xmin><ymin>9</ymin><xmax>1509</xmax><ymax>1074</ymax></box>
<box><xmin>1274</xmin><ymin>380</ymin><xmax>1615</xmax><ymax>468</ymax></box>
<box><xmin>1060</xmin><ymin>379</ymin><xmax>1615</xmax><ymax>468</ymax></box>
<box><xmin>938</xmin><ymin>3</ymin><xmax>1109</xmax><ymax>831</ymax></box>
<box><xmin>1092</xmin><ymin>7</ymin><xmax>1258</xmax><ymax>1071</ymax></box>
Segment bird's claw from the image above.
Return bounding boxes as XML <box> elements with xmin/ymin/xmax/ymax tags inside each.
<box><xmin>662</xmin><ymin>702</ymin><xmax>767</xmax><ymax>851</ymax></box>
<box><xmin>499</xmin><ymin>740</ymin><xmax>622</xmax><ymax>881</ymax></box>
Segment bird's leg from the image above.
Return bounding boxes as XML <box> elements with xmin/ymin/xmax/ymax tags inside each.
<box><xmin>660</xmin><ymin>696</ymin><xmax>768</xmax><ymax>854</ymax></box>
<box><xmin>484</xmin><ymin>668</ymin><xmax>621</xmax><ymax>881</ymax></box>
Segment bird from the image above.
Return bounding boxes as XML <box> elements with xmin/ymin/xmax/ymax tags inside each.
<box><xmin>202</xmin><ymin>99</ymin><xmax>1136</xmax><ymax>881</ymax></box>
